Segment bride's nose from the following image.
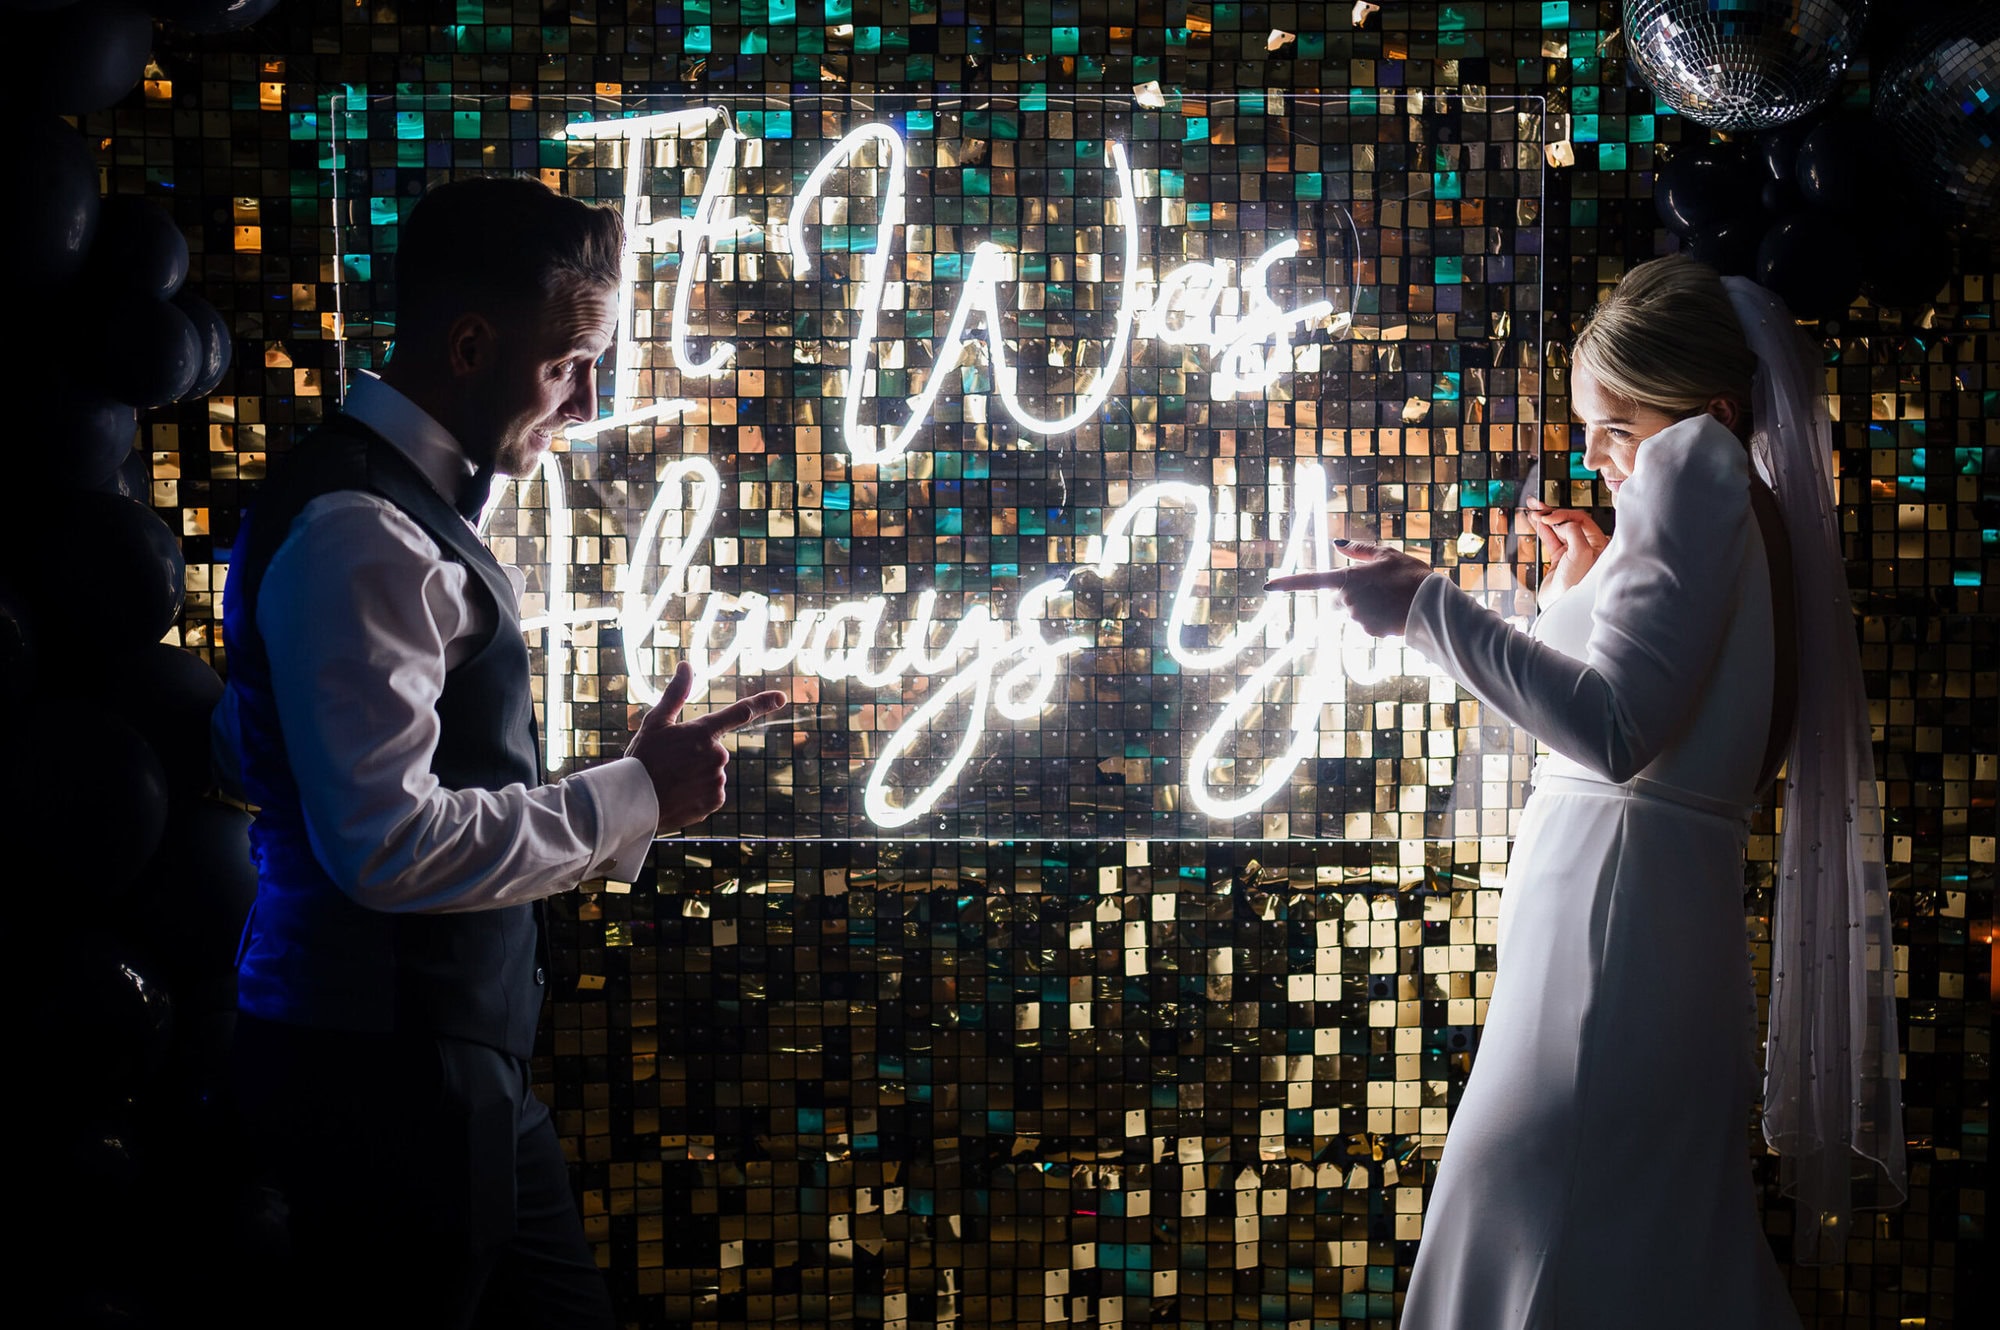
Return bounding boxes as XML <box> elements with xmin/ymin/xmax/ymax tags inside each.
<box><xmin>1580</xmin><ymin>426</ymin><xmax>1609</xmax><ymax>475</ymax></box>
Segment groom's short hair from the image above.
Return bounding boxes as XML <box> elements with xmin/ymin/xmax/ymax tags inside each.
<box><xmin>392</xmin><ymin>175</ymin><xmax>623</xmax><ymax>346</ymax></box>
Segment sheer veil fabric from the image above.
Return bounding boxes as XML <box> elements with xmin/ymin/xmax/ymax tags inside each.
<box><xmin>1723</xmin><ymin>277</ymin><xmax>1906</xmax><ymax>1262</ymax></box>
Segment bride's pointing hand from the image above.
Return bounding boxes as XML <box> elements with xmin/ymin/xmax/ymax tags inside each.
<box><xmin>1265</xmin><ymin>539</ymin><xmax>1433</xmax><ymax>637</ymax></box>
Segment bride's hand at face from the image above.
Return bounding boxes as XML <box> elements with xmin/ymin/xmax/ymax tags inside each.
<box><xmin>1264</xmin><ymin>539</ymin><xmax>1434</xmax><ymax>637</ymax></box>
<box><xmin>1521</xmin><ymin>495</ymin><xmax>1608</xmax><ymax>605</ymax></box>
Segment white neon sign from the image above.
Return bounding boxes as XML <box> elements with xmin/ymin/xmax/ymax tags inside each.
<box><xmin>480</xmin><ymin>107</ymin><xmax>1439</xmax><ymax>828</ymax></box>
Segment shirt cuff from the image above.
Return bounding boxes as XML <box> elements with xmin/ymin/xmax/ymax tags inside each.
<box><xmin>574</xmin><ymin>756</ymin><xmax>660</xmax><ymax>885</ymax></box>
<box><xmin>1403</xmin><ymin>571</ymin><xmax>1453</xmax><ymax>663</ymax></box>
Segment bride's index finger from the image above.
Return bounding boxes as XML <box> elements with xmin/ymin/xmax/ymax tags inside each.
<box><xmin>1536</xmin><ymin>506</ymin><xmax>1595</xmax><ymax>526</ymax></box>
<box><xmin>1264</xmin><ymin>571</ymin><xmax>1350</xmax><ymax>593</ymax></box>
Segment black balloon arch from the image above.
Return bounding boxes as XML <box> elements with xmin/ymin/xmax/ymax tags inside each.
<box><xmin>1651</xmin><ymin>114</ymin><xmax>1954</xmax><ymax>322</ymax></box>
<box><xmin>2</xmin><ymin>1</ymin><xmax>273</xmax><ymax>1324</ymax></box>
<box><xmin>1633</xmin><ymin>1</ymin><xmax>1996</xmax><ymax>321</ymax></box>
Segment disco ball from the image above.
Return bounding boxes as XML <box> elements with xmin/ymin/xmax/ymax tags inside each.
<box><xmin>1876</xmin><ymin>6</ymin><xmax>2000</xmax><ymax>244</ymax></box>
<box><xmin>1624</xmin><ymin>0</ymin><xmax>1869</xmax><ymax>131</ymax></box>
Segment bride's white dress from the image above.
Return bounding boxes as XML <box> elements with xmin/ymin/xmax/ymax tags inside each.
<box><xmin>1397</xmin><ymin>415</ymin><xmax>1800</xmax><ymax>1328</ymax></box>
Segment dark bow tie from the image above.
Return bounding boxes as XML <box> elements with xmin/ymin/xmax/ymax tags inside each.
<box><xmin>457</xmin><ymin>463</ymin><xmax>496</xmax><ymax>522</ymax></box>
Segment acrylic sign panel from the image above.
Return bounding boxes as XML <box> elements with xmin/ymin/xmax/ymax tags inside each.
<box><xmin>327</xmin><ymin>93</ymin><xmax>1548</xmax><ymax>840</ymax></box>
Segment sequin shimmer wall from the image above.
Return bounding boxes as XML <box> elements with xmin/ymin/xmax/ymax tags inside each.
<box><xmin>109</xmin><ymin>3</ymin><xmax>1993</xmax><ymax>1327</ymax></box>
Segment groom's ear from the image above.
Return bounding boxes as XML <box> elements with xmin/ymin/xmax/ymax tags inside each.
<box><xmin>446</xmin><ymin>312</ymin><xmax>500</xmax><ymax>379</ymax></box>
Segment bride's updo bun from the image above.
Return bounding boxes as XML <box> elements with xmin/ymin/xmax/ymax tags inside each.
<box><xmin>1572</xmin><ymin>255</ymin><xmax>1756</xmax><ymax>422</ymax></box>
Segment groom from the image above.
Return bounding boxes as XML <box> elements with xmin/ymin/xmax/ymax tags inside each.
<box><xmin>218</xmin><ymin>176</ymin><xmax>784</xmax><ymax>1327</ymax></box>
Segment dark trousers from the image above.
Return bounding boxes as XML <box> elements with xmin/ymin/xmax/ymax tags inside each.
<box><xmin>233</xmin><ymin>1014</ymin><xmax>613</xmax><ymax>1329</ymax></box>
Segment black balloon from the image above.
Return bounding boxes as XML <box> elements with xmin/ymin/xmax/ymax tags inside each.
<box><xmin>6</xmin><ymin>115</ymin><xmax>99</xmax><ymax>288</ymax></box>
<box><xmin>27</xmin><ymin>1109</ymin><xmax>150</xmax><ymax>1295</ymax></box>
<box><xmin>129</xmin><ymin>801</ymin><xmax>255</xmax><ymax>993</ymax></box>
<box><xmin>40</xmin><ymin>714</ymin><xmax>173</xmax><ymax>893</ymax></box>
<box><xmin>152</xmin><ymin>0</ymin><xmax>282</xmax><ymax>32</ymax></box>
<box><xmin>1684</xmin><ymin>212</ymin><xmax>1764</xmax><ymax>277</ymax></box>
<box><xmin>7</xmin><ymin>491</ymin><xmax>185</xmax><ymax>654</ymax></box>
<box><xmin>1756</xmin><ymin>211</ymin><xmax>1864</xmax><ymax>320</ymax></box>
<box><xmin>37</xmin><ymin>392</ymin><xmax>137</xmax><ymax>490</ymax></box>
<box><xmin>98</xmin><ymin>295</ymin><xmax>202</xmax><ymax>408</ymax></box>
<box><xmin>1760</xmin><ymin>176</ymin><xmax>1801</xmax><ymax>216</ymax></box>
<box><xmin>92</xmin><ymin>641</ymin><xmax>224</xmax><ymax>804</ymax></box>
<box><xmin>11</xmin><ymin>1</ymin><xmax>153</xmax><ymax>114</ymax></box>
<box><xmin>1795</xmin><ymin>114</ymin><xmax>1887</xmax><ymax>214</ymax></box>
<box><xmin>87</xmin><ymin>196</ymin><xmax>190</xmax><ymax>302</ymax></box>
<box><xmin>103</xmin><ymin>445</ymin><xmax>149</xmax><ymax>501</ymax></box>
<box><xmin>1653</xmin><ymin>144</ymin><xmax>1760</xmax><ymax>236</ymax></box>
<box><xmin>27</xmin><ymin>933</ymin><xmax>174</xmax><ymax>1100</ymax></box>
<box><xmin>172</xmin><ymin>290</ymin><xmax>232</xmax><ymax>397</ymax></box>
<box><xmin>1759</xmin><ymin>117</ymin><xmax>1819</xmax><ymax>183</ymax></box>
<box><xmin>65</xmin><ymin>1117</ymin><xmax>145</xmax><ymax>1199</ymax></box>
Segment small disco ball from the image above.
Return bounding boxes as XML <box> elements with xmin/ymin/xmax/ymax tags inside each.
<box><xmin>1624</xmin><ymin>0</ymin><xmax>1869</xmax><ymax>131</ymax></box>
<box><xmin>1876</xmin><ymin>6</ymin><xmax>2000</xmax><ymax>244</ymax></box>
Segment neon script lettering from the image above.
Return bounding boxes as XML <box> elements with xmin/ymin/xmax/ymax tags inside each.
<box><xmin>481</xmin><ymin>108</ymin><xmax>1422</xmax><ymax>828</ymax></box>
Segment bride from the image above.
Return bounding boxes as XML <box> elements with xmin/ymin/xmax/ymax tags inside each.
<box><xmin>1269</xmin><ymin>256</ymin><xmax>1903</xmax><ymax>1327</ymax></box>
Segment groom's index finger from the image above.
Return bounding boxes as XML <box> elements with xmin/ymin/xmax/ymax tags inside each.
<box><xmin>689</xmin><ymin>689</ymin><xmax>790</xmax><ymax>737</ymax></box>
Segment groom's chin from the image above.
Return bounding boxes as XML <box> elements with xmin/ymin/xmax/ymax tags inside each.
<box><xmin>499</xmin><ymin>434</ymin><xmax>554</xmax><ymax>478</ymax></box>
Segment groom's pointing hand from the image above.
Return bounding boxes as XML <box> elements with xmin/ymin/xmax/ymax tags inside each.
<box><xmin>627</xmin><ymin>661</ymin><xmax>788</xmax><ymax>831</ymax></box>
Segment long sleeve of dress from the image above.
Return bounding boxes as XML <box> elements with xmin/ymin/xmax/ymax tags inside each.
<box><xmin>1403</xmin><ymin>416</ymin><xmax>1752</xmax><ymax>784</ymax></box>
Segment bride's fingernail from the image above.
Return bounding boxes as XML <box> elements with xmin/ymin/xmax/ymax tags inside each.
<box><xmin>1333</xmin><ymin>537</ymin><xmax>1352</xmax><ymax>548</ymax></box>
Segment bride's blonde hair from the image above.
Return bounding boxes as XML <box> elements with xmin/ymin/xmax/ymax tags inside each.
<box><xmin>1572</xmin><ymin>255</ymin><xmax>1756</xmax><ymax>420</ymax></box>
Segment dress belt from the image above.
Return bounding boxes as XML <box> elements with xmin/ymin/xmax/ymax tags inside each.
<box><xmin>1533</xmin><ymin>766</ymin><xmax>1752</xmax><ymax>824</ymax></box>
